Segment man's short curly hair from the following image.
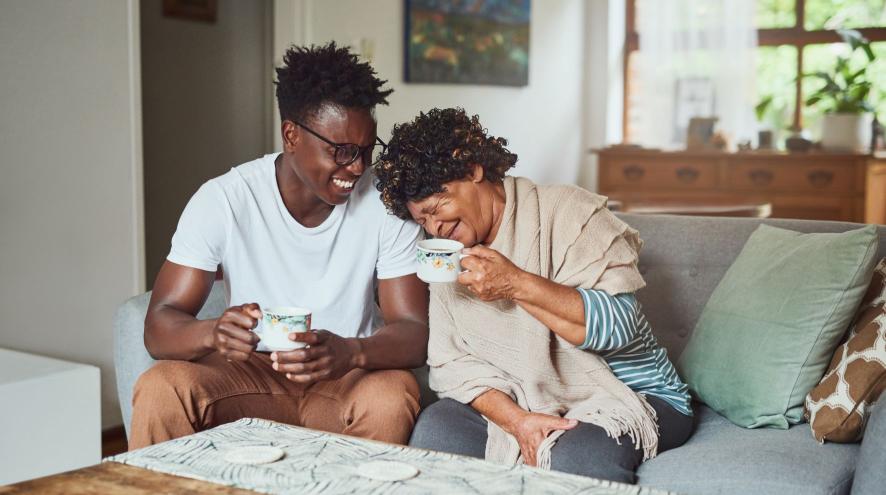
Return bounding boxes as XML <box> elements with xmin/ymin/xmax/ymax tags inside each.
<box><xmin>275</xmin><ymin>42</ymin><xmax>392</xmax><ymax>123</ymax></box>
<box><xmin>375</xmin><ymin>108</ymin><xmax>517</xmax><ymax>220</ymax></box>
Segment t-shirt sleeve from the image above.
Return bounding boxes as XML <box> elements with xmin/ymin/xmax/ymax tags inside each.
<box><xmin>376</xmin><ymin>213</ymin><xmax>423</xmax><ymax>279</ymax></box>
<box><xmin>167</xmin><ymin>181</ymin><xmax>230</xmax><ymax>272</ymax></box>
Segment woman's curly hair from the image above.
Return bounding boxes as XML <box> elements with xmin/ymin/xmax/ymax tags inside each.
<box><xmin>375</xmin><ymin>108</ymin><xmax>517</xmax><ymax>220</ymax></box>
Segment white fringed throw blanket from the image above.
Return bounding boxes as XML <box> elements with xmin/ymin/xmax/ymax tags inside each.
<box><xmin>428</xmin><ymin>176</ymin><xmax>659</xmax><ymax>469</ymax></box>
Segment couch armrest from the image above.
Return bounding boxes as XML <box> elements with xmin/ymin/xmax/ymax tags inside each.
<box><xmin>113</xmin><ymin>281</ymin><xmax>227</xmax><ymax>438</ymax></box>
<box><xmin>852</xmin><ymin>402</ymin><xmax>886</xmax><ymax>495</ymax></box>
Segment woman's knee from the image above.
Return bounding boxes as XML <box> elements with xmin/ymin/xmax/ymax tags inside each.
<box><xmin>409</xmin><ymin>399</ymin><xmax>486</xmax><ymax>458</ymax></box>
<box><xmin>549</xmin><ymin>423</ymin><xmax>642</xmax><ymax>483</ymax></box>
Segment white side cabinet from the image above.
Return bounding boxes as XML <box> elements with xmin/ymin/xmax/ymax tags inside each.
<box><xmin>0</xmin><ymin>348</ymin><xmax>100</xmax><ymax>485</ymax></box>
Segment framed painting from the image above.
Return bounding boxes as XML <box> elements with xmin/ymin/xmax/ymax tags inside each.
<box><xmin>163</xmin><ymin>0</ymin><xmax>218</xmax><ymax>23</ymax></box>
<box><xmin>405</xmin><ymin>0</ymin><xmax>531</xmax><ymax>86</ymax></box>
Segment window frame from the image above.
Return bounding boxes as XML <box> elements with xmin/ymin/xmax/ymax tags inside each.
<box><xmin>623</xmin><ymin>0</ymin><xmax>886</xmax><ymax>140</ymax></box>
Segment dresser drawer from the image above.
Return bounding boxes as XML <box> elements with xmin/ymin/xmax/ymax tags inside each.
<box><xmin>604</xmin><ymin>159</ymin><xmax>718</xmax><ymax>190</ymax></box>
<box><xmin>727</xmin><ymin>163</ymin><xmax>854</xmax><ymax>194</ymax></box>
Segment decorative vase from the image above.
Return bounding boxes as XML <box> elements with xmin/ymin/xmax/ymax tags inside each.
<box><xmin>821</xmin><ymin>113</ymin><xmax>873</xmax><ymax>152</ymax></box>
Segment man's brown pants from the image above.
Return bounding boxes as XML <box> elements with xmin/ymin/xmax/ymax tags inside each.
<box><xmin>128</xmin><ymin>351</ymin><xmax>420</xmax><ymax>451</ymax></box>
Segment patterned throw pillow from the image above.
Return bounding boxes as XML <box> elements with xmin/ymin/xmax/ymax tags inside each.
<box><xmin>805</xmin><ymin>258</ymin><xmax>886</xmax><ymax>443</ymax></box>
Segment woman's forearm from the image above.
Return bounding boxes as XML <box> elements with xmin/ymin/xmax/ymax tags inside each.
<box><xmin>470</xmin><ymin>389</ymin><xmax>527</xmax><ymax>434</ymax></box>
<box><xmin>511</xmin><ymin>271</ymin><xmax>587</xmax><ymax>346</ymax></box>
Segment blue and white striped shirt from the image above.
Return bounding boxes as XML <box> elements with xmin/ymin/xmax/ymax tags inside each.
<box><xmin>578</xmin><ymin>289</ymin><xmax>692</xmax><ymax>416</ymax></box>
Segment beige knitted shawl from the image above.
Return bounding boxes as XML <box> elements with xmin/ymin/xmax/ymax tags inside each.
<box><xmin>428</xmin><ymin>176</ymin><xmax>659</xmax><ymax>469</ymax></box>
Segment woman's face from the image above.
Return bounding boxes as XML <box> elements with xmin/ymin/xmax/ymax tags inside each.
<box><xmin>406</xmin><ymin>166</ymin><xmax>493</xmax><ymax>247</ymax></box>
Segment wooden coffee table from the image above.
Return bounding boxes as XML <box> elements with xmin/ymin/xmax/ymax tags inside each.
<box><xmin>0</xmin><ymin>462</ymin><xmax>255</xmax><ymax>494</ymax></box>
<box><xmin>2</xmin><ymin>418</ymin><xmax>673</xmax><ymax>494</ymax></box>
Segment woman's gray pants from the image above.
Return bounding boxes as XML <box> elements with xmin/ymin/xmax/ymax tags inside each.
<box><xmin>409</xmin><ymin>396</ymin><xmax>693</xmax><ymax>484</ymax></box>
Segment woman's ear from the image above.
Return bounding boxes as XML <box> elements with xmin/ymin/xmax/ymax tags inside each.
<box><xmin>469</xmin><ymin>163</ymin><xmax>485</xmax><ymax>183</ymax></box>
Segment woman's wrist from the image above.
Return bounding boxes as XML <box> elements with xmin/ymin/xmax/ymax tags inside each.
<box><xmin>509</xmin><ymin>269</ymin><xmax>537</xmax><ymax>302</ymax></box>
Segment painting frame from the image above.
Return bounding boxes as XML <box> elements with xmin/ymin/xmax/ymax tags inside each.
<box><xmin>162</xmin><ymin>0</ymin><xmax>218</xmax><ymax>24</ymax></box>
<box><xmin>404</xmin><ymin>0</ymin><xmax>531</xmax><ymax>87</ymax></box>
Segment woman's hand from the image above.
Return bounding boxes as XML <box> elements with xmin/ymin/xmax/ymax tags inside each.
<box><xmin>506</xmin><ymin>411</ymin><xmax>578</xmax><ymax>466</ymax></box>
<box><xmin>210</xmin><ymin>303</ymin><xmax>262</xmax><ymax>361</ymax></box>
<box><xmin>458</xmin><ymin>245</ymin><xmax>526</xmax><ymax>301</ymax></box>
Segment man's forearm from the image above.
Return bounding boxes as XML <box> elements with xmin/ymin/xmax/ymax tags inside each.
<box><xmin>350</xmin><ymin>319</ymin><xmax>429</xmax><ymax>370</ymax></box>
<box><xmin>144</xmin><ymin>306</ymin><xmax>216</xmax><ymax>361</ymax></box>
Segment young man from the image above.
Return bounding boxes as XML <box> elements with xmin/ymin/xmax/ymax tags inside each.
<box><xmin>128</xmin><ymin>43</ymin><xmax>429</xmax><ymax>450</ymax></box>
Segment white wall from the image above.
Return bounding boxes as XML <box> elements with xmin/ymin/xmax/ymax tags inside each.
<box><xmin>0</xmin><ymin>0</ymin><xmax>144</xmax><ymax>428</ymax></box>
<box><xmin>277</xmin><ymin>0</ymin><xmax>588</xmax><ymax>186</ymax></box>
<box><xmin>142</xmin><ymin>0</ymin><xmax>273</xmax><ymax>285</ymax></box>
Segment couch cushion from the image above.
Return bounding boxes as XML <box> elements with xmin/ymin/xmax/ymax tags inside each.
<box><xmin>806</xmin><ymin>258</ymin><xmax>886</xmax><ymax>443</ymax></box>
<box><xmin>678</xmin><ymin>224</ymin><xmax>879</xmax><ymax>428</ymax></box>
<box><xmin>637</xmin><ymin>405</ymin><xmax>858</xmax><ymax>495</ymax></box>
<box><xmin>614</xmin><ymin>214</ymin><xmax>886</xmax><ymax>362</ymax></box>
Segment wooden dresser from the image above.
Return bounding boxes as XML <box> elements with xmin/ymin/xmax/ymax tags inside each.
<box><xmin>594</xmin><ymin>148</ymin><xmax>883</xmax><ymax>223</ymax></box>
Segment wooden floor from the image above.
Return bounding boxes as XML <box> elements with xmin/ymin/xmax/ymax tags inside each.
<box><xmin>101</xmin><ymin>426</ymin><xmax>128</xmax><ymax>457</ymax></box>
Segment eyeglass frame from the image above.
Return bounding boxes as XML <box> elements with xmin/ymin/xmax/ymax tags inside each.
<box><xmin>293</xmin><ymin>120</ymin><xmax>388</xmax><ymax>167</ymax></box>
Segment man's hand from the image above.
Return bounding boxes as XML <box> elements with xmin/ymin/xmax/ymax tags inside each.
<box><xmin>270</xmin><ymin>330</ymin><xmax>362</xmax><ymax>385</ymax></box>
<box><xmin>458</xmin><ymin>245</ymin><xmax>525</xmax><ymax>301</ymax></box>
<box><xmin>506</xmin><ymin>412</ymin><xmax>578</xmax><ymax>467</ymax></box>
<box><xmin>210</xmin><ymin>303</ymin><xmax>262</xmax><ymax>361</ymax></box>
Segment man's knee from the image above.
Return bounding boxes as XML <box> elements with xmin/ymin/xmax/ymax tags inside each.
<box><xmin>351</xmin><ymin>369</ymin><xmax>421</xmax><ymax>420</ymax></box>
<box><xmin>132</xmin><ymin>361</ymin><xmax>200</xmax><ymax>412</ymax></box>
<box><xmin>345</xmin><ymin>369</ymin><xmax>420</xmax><ymax>443</ymax></box>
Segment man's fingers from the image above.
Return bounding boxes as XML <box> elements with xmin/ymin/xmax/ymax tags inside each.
<box><xmin>218</xmin><ymin>323</ymin><xmax>260</xmax><ymax>345</ymax></box>
<box><xmin>221</xmin><ymin>349</ymin><xmax>251</xmax><ymax>362</ymax></box>
<box><xmin>459</xmin><ymin>255</ymin><xmax>483</xmax><ymax>271</ymax></box>
<box><xmin>290</xmin><ymin>330</ymin><xmax>326</xmax><ymax>345</ymax></box>
<box><xmin>273</xmin><ymin>356</ymin><xmax>332</xmax><ymax>374</ymax></box>
<box><xmin>285</xmin><ymin>370</ymin><xmax>330</xmax><ymax>384</ymax></box>
<box><xmin>241</xmin><ymin>303</ymin><xmax>262</xmax><ymax>320</ymax></box>
<box><xmin>271</xmin><ymin>344</ymin><xmax>327</xmax><ymax>364</ymax></box>
<box><xmin>225</xmin><ymin>309</ymin><xmax>259</xmax><ymax>330</ymax></box>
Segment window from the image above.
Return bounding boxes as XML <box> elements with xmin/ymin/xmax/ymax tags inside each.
<box><xmin>624</xmin><ymin>0</ymin><xmax>886</xmax><ymax>143</ymax></box>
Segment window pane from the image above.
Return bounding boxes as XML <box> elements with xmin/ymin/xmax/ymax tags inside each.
<box><xmin>805</xmin><ymin>0</ymin><xmax>886</xmax><ymax>30</ymax></box>
<box><xmin>801</xmin><ymin>41</ymin><xmax>886</xmax><ymax>139</ymax></box>
<box><xmin>756</xmin><ymin>46</ymin><xmax>798</xmax><ymax>147</ymax></box>
<box><xmin>756</xmin><ymin>0</ymin><xmax>796</xmax><ymax>28</ymax></box>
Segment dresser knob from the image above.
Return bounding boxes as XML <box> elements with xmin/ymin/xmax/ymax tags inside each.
<box><xmin>807</xmin><ymin>170</ymin><xmax>834</xmax><ymax>188</ymax></box>
<box><xmin>748</xmin><ymin>169</ymin><xmax>774</xmax><ymax>186</ymax></box>
<box><xmin>623</xmin><ymin>164</ymin><xmax>645</xmax><ymax>181</ymax></box>
<box><xmin>676</xmin><ymin>167</ymin><xmax>700</xmax><ymax>183</ymax></box>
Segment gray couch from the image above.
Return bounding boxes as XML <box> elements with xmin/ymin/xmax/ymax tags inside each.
<box><xmin>114</xmin><ymin>214</ymin><xmax>886</xmax><ymax>495</ymax></box>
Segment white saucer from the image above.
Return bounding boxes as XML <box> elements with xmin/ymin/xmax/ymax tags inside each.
<box><xmin>357</xmin><ymin>460</ymin><xmax>419</xmax><ymax>481</ymax></box>
<box><xmin>223</xmin><ymin>446</ymin><xmax>285</xmax><ymax>465</ymax></box>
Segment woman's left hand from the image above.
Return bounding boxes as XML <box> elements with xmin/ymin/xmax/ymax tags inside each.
<box><xmin>458</xmin><ymin>245</ymin><xmax>525</xmax><ymax>301</ymax></box>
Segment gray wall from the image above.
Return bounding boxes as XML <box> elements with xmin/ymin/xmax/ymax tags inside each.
<box><xmin>0</xmin><ymin>0</ymin><xmax>144</xmax><ymax>428</ymax></box>
<box><xmin>141</xmin><ymin>0</ymin><xmax>273</xmax><ymax>286</ymax></box>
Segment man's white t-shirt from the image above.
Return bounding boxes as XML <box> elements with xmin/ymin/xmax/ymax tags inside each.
<box><xmin>168</xmin><ymin>153</ymin><xmax>422</xmax><ymax>346</ymax></box>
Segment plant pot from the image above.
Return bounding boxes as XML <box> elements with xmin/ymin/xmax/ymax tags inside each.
<box><xmin>821</xmin><ymin>113</ymin><xmax>872</xmax><ymax>152</ymax></box>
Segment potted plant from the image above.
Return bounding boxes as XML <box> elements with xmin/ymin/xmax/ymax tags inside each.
<box><xmin>804</xmin><ymin>29</ymin><xmax>877</xmax><ymax>152</ymax></box>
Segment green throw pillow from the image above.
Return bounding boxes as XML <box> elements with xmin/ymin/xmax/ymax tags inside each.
<box><xmin>678</xmin><ymin>224</ymin><xmax>878</xmax><ymax>429</ymax></box>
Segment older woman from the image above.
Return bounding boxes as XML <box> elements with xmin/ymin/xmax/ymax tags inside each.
<box><xmin>374</xmin><ymin>108</ymin><xmax>693</xmax><ymax>483</ymax></box>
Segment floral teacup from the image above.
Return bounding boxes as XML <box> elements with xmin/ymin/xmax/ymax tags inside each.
<box><xmin>416</xmin><ymin>239</ymin><xmax>465</xmax><ymax>283</ymax></box>
<box><xmin>260</xmin><ymin>307</ymin><xmax>311</xmax><ymax>351</ymax></box>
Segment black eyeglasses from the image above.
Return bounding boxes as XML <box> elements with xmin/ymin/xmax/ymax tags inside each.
<box><xmin>294</xmin><ymin>121</ymin><xmax>388</xmax><ymax>167</ymax></box>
